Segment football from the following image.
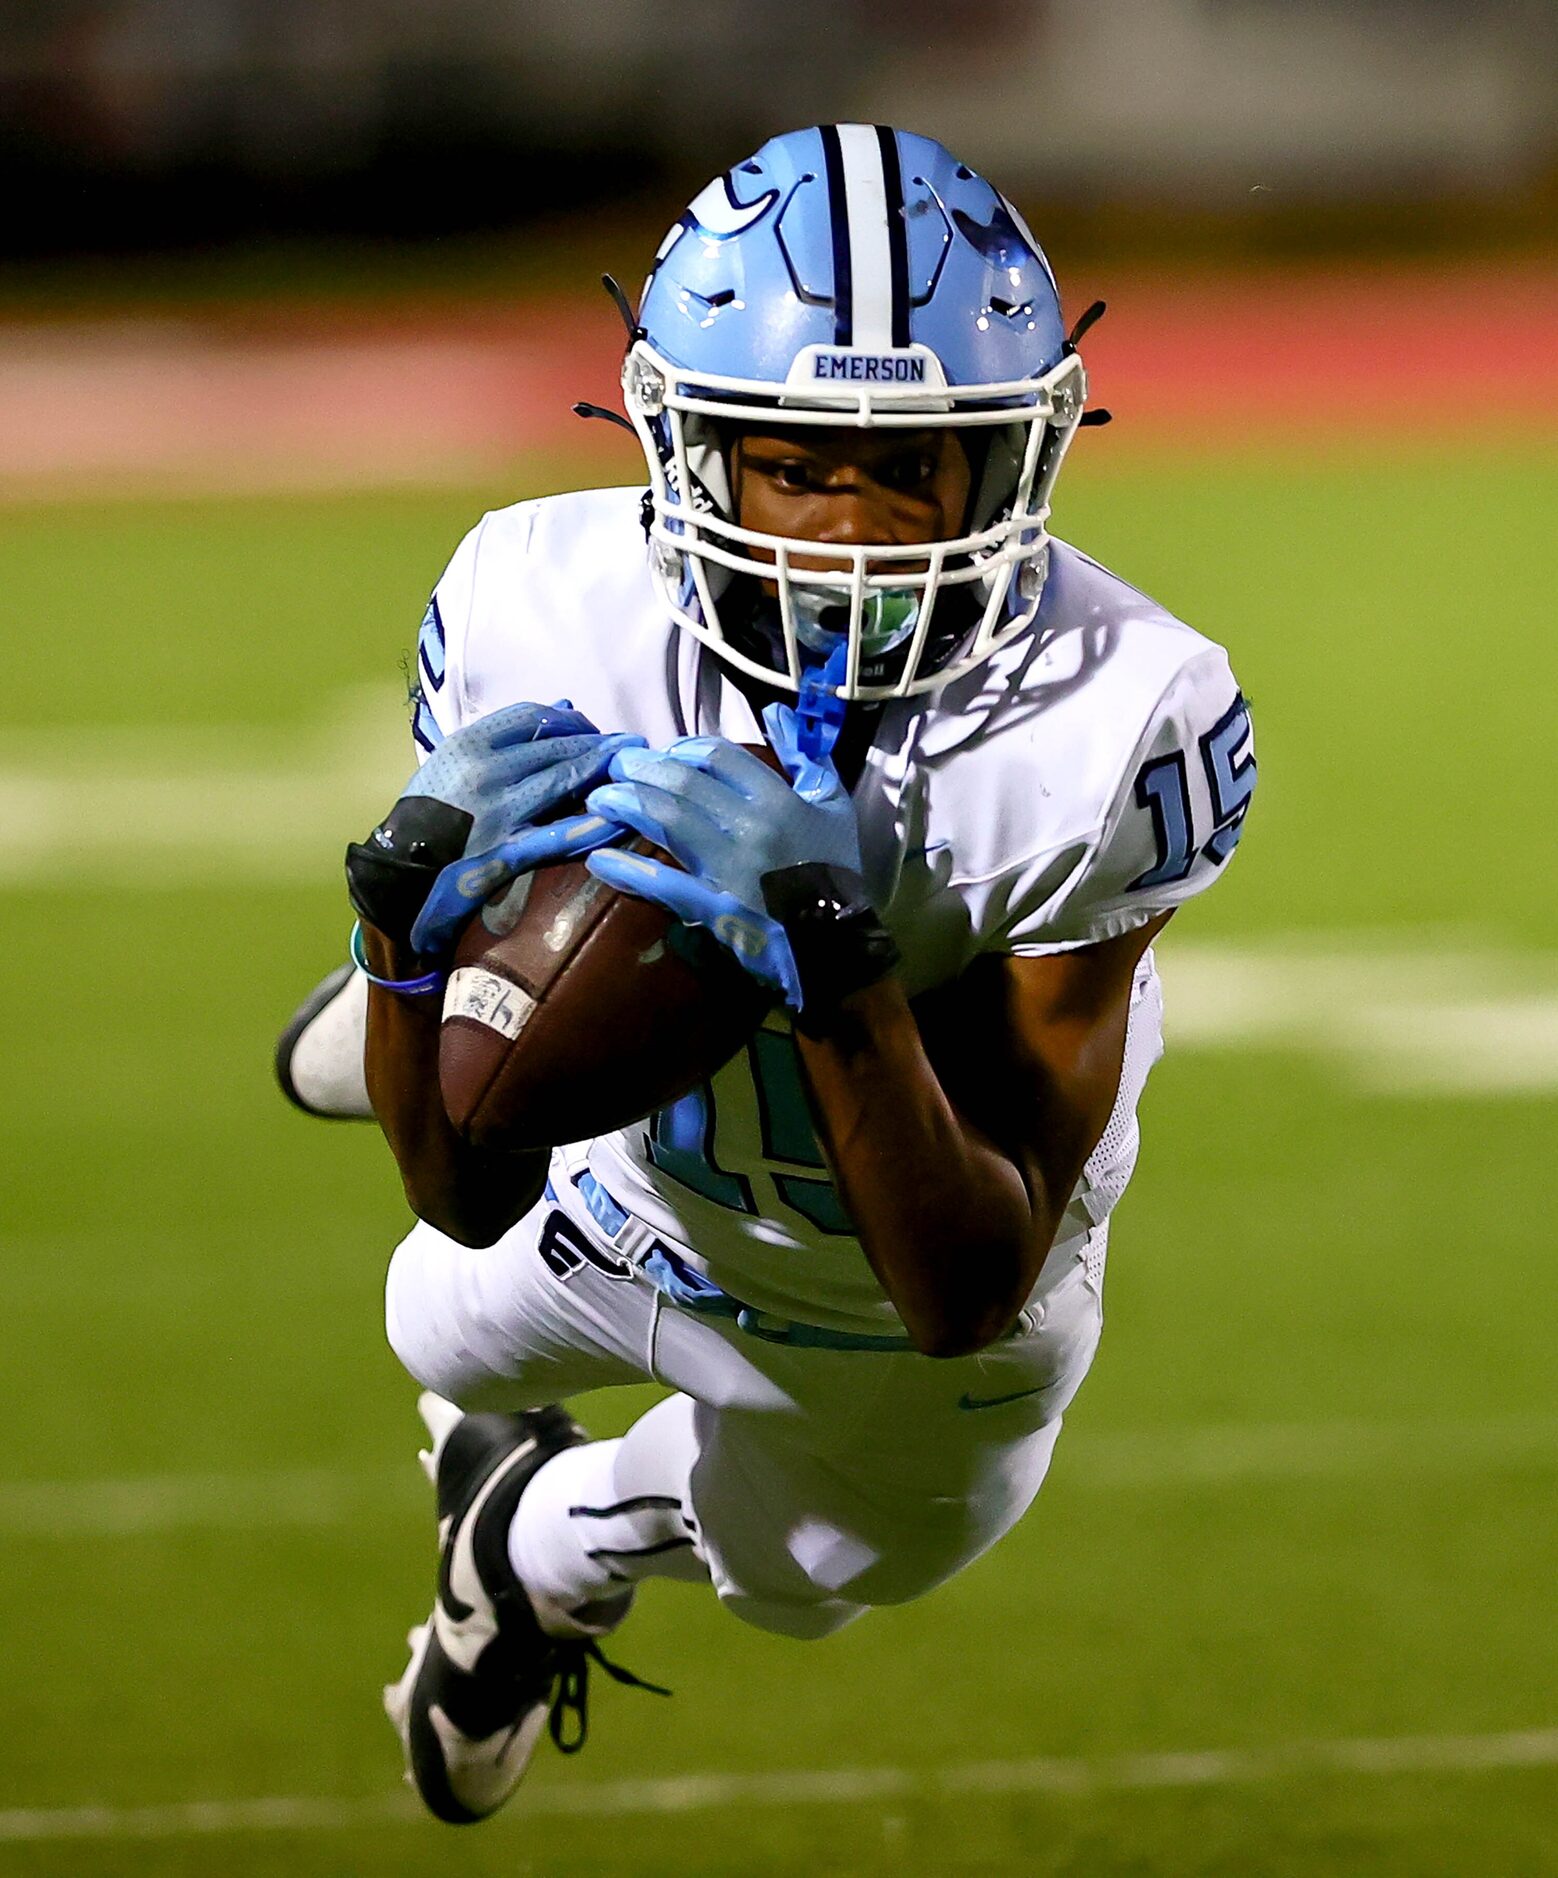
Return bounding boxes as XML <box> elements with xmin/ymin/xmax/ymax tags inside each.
<box><xmin>438</xmin><ymin>835</ymin><xmax>772</xmax><ymax>1152</ymax></box>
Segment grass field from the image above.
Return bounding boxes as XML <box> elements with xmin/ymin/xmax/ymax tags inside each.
<box><xmin>2</xmin><ymin>436</ymin><xmax>1555</xmax><ymax>1876</ymax></box>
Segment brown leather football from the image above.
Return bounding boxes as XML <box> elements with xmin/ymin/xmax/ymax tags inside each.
<box><xmin>439</xmin><ymin>834</ymin><xmax>773</xmax><ymax>1152</ymax></box>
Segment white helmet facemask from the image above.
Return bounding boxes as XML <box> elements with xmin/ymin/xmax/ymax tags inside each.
<box><xmin>624</xmin><ymin>341</ymin><xmax>1088</xmax><ymax>704</ymax></box>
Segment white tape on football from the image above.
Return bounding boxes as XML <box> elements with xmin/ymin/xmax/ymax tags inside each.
<box><xmin>443</xmin><ymin>967</ymin><xmax>536</xmax><ymax>1041</ymax></box>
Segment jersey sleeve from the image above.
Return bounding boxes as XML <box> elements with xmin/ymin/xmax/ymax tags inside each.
<box><xmin>1002</xmin><ymin>646</ymin><xmax>1256</xmax><ymax>954</ymax></box>
<box><xmin>407</xmin><ymin>517</ymin><xmax>486</xmax><ymax>763</ymax></box>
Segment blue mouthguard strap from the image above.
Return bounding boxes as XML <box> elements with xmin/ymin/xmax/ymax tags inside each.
<box><xmin>794</xmin><ymin>643</ymin><xmax>849</xmax><ymax>764</ymax></box>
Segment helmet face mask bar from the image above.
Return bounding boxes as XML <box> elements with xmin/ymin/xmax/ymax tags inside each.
<box><xmin>622</xmin><ymin>125</ymin><xmax>1091</xmax><ymax>704</ymax></box>
<box><xmin>624</xmin><ymin>343</ymin><xmax>1086</xmax><ymax>702</ymax></box>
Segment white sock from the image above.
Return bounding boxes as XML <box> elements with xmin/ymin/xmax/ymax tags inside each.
<box><xmin>509</xmin><ymin>1395</ymin><xmax>706</xmax><ymax>1637</ymax></box>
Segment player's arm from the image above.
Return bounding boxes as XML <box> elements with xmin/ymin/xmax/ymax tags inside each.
<box><xmin>359</xmin><ymin>922</ymin><xmax>548</xmax><ymax>1246</ymax></box>
<box><xmin>348</xmin><ymin>702</ymin><xmax>642</xmax><ymax>1247</ymax></box>
<box><xmin>587</xmin><ymin>713</ymin><xmax>1162</xmax><ymax>1347</ymax></box>
<box><xmin>586</xmin><ymin>660</ymin><xmax>1252</xmax><ymax>1352</ymax></box>
<box><xmin>792</xmin><ymin>919</ymin><xmax>1167</xmax><ymax>1356</ymax></box>
<box><xmin>585</xmin><ymin>715</ymin><xmax>1162</xmax><ymax>1354</ymax></box>
<box><xmin>789</xmin><ymin>658</ymin><xmax>1251</xmax><ymax>1349</ymax></box>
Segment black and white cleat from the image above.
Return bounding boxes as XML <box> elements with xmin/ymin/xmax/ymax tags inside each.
<box><xmin>384</xmin><ymin>1393</ymin><xmax>667</xmax><ymax>1826</ymax></box>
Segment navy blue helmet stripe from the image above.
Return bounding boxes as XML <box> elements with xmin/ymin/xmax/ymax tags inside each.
<box><xmin>874</xmin><ymin>125</ymin><xmax>911</xmax><ymax>348</ymax></box>
<box><xmin>818</xmin><ymin>124</ymin><xmax>853</xmax><ymax>345</ymax></box>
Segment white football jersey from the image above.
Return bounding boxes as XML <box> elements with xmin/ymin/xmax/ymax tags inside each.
<box><xmin>412</xmin><ymin>486</ymin><xmax>1254</xmax><ymax>1334</ymax></box>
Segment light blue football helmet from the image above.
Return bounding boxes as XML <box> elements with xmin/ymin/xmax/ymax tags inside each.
<box><xmin>622</xmin><ymin>124</ymin><xmax>1091</xmax><ymax>702</ymax></box>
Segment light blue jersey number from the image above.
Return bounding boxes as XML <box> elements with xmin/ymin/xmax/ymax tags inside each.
<box><xmin>410</xmin><ymin>597</ymin><xmax>447</xmax><ymax>757</ymax></box>
<box><xmin>1129</xmin><ymin>693</ymin><xmax>1254</xmax><ymax>890</ymax></box>
<box><xmin>648</xmin><ymin>1019</ymin><xmax>852</xmax><ymax>1233</ymax></box>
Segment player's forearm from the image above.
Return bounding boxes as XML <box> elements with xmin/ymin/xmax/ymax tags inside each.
<box><xmin>797</xmin><ymin>979</ymin><xmax>1066</xmax><ymax>1358</ymax></box>
<box><xmin>360</xmin><ymin>924</ymin><xmax>548</xmax><ymax>1247</ymax></box>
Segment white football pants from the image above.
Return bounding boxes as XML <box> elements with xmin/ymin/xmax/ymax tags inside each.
<box><xmin>385</xmin><ymin>1183</ymin><xmax>1104</xmax><ymax>1640</ymax></box>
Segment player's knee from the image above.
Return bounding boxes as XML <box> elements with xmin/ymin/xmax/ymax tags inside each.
<box><xmin>847</xmin><ymin>1564</ymin><xmax>952</xmax><ymax>1610</ymax></box>
<box><xmin>384</xmin><ymin>1240</ymin><xmax>434</xmax><ymax>1386</ymax></box>
<box><xmin>716</xmin><ymin>1584</ymin><xmax>866</xmax><ymax>1641</ymax></box>
<box><xmin>384</xmin><ymin>1231</ymin><xmax>470</xmax><ymax>1401</ymax></box>
<box><xmin>833</xmin><ymin>1520</ymin><xmax>989</xmax><ymax>1612</ymax></box>
<box><xmin>384</xmin><ymin>1228</ymin><xmax>537</xmax><ymax>1410</ymax></box>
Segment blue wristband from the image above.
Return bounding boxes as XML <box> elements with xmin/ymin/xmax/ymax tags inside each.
<box><xmin>349</xmin><ymin>921</ymin><xmax>447</xmax><ymax>996</ymax></box>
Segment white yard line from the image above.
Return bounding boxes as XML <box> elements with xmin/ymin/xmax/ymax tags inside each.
<box><xmin>3</xmin><ymin>705</ymin><xmax>1556</xmax><ymax>1091</ymax></box>
<box><xmin>1066</xmin><ymin>1413</ymin><xmax>1558</xmax><ymax>1488</ymax></box>
<box><xmin>0</xmin><ymin>686</ymin><xmax>405</xmax><ymax>888</ymax></box>
<box><xmin>1159</xmin><ymin>940</ymin><xmax>1558</xmax><ymax>1094</ymax></box>
<box><xmin>2</xmin><ymin>1727</ymin><xmax>1554</xmax><ymax>1842</ymax></box>
<box><xmin>0</xmin><ymin>1467</ymin><xmax>411</xmax><ymax>1537</ymax></box>
<box><xmin>2</xmin><ymin>1416</ymin><xmax>1552</xmax><ymax>1538</ymax></box>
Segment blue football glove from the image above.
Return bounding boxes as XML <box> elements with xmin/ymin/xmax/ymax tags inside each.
<box><xmin>346</xmin><ymin>699</ymin><xmax>642</xmax><ymax>961</ymax></box>
<box><xmin>584</xmin><ymin>700</ymin><xmax>894</xmax><ymax>1018</ymax></box>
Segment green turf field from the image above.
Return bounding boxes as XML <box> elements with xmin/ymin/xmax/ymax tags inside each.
<box><xmin>2</xmin><ymin>442</ymin><xmax>1555</xmax><ymax>1876</ymax></box>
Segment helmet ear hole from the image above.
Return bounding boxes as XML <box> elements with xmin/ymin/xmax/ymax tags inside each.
<box><xmin>676</xmin><ymin>413</ymin><xmax>735</xmax><ymax>520</ymax></box>
<box><xmin>950</xmin><ymin>429</ymin><xmax>990</xmax><ymax>534</ymax></box>
<box><xmin>672</xmin><ymin>412</ymin><xmax>736</xmax><ymax>603</ymax></box>
<box><xmin>967</xmin><ymin>423</ymin><xmax>1027</xmax><ymax>534</ymax></box>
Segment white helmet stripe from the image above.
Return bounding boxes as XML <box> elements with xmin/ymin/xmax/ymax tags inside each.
<box><xmin>833</xmin><ymin>122</ymin><xmax>895</xmax><ymax>350</ymax></box>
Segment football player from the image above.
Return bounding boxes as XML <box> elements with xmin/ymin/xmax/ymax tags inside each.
<box><xmin>278</xmin><ymin>125</ymin><xmax>1256</xmax><ymax>1824</ymax></box>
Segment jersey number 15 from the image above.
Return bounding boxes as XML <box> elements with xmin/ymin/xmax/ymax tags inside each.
<box><xmin>1128</xmin><ymin>693</ymin><xmax>1255</xmax><ymax>892</ymax></box>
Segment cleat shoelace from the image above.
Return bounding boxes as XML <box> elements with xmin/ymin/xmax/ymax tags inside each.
<box><xmin>548</xmin><ymin>1638</ymin><xmax>671</xmax><ymax>1755</ymax></box>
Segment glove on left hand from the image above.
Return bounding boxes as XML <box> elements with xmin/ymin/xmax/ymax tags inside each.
<box><xmin>346</xmin><ymin>700</ymin><xmax>641</xmax><ymax>960</ymax></box>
